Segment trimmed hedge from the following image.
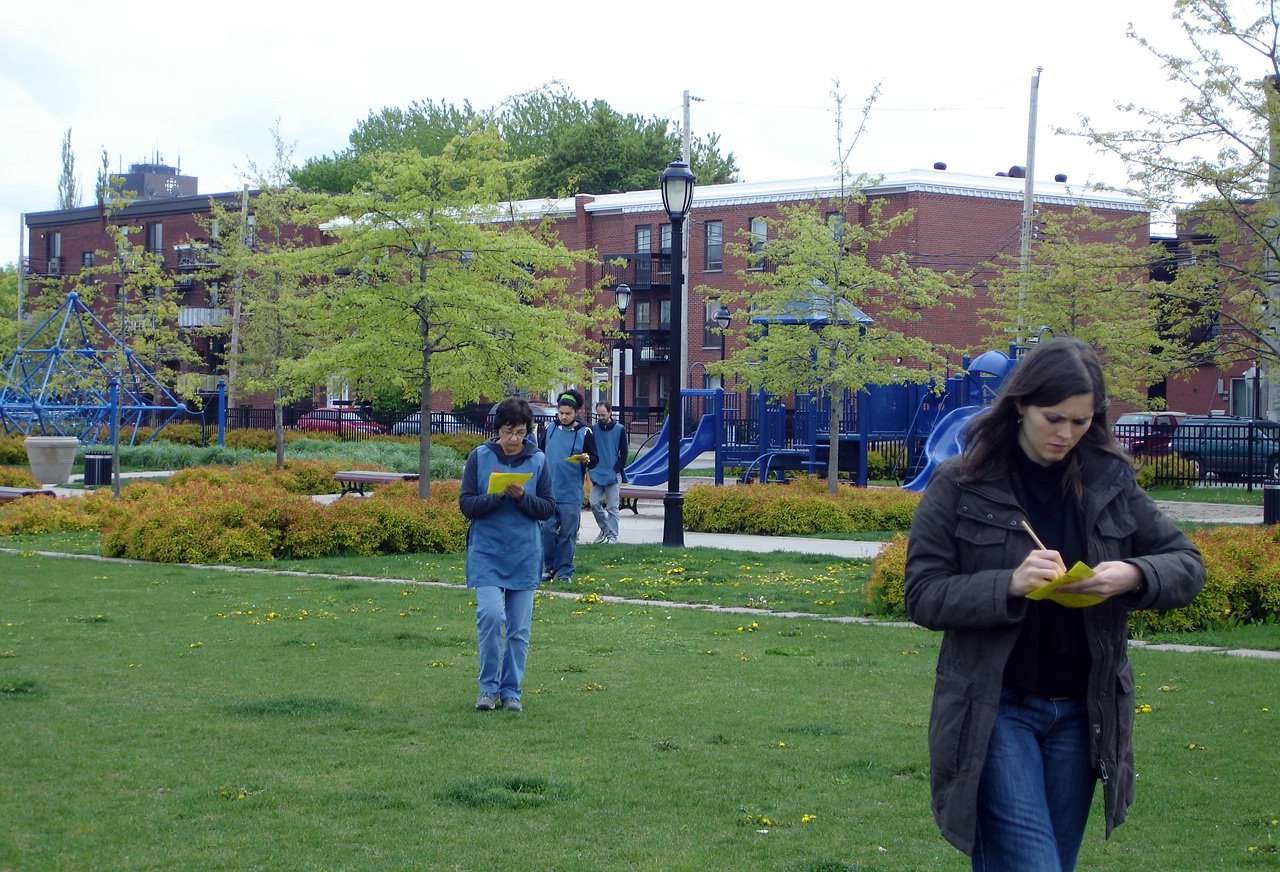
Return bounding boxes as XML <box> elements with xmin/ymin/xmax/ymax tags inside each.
<box><xmin>0</xmin><ymin>469</ymin><xmax>467</xmax><ymax>562</ymax></box>
<box><xmin>169</xmin><ymin>460</ymin><xmax>372</xmax><ymax>495</ymax></box>
<box><xmin>0</xmin><ymin>435</ymin><xmax>27</xmax><ymax>465</ymax></box>
<box><xmin>865</xmin><ymin>525</ymin><xmax>1280</xmax><ymax>631</ymax></box>
<box><xmin>1133</xmin><ymin>452</ymin><xmax>1200</xmax><ymax>490</ymax></box>
<box><xmin>0</xmin><ymin>466</ymin><xmax>39</xmax><ymax>488</ymax></box>
<box><xmin>683</xmin><ymin>479</ymin><xmax>919</xmax><ymax>536</ymax></box>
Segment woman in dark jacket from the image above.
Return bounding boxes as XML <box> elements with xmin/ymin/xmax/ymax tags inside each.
<box><xmin>459</xmin><ymin>397</ymin><xmax>555</xmax><ymax>713</ymax></box>
<box><xmin>905</xmin><ymin>338</ymin><xmax>1204</xmax><ymax>871</ymax></box>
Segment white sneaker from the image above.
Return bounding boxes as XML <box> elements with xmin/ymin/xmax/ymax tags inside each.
<box><xmin>592</xmin><ymin>533</ymin><xmax>608</xmax><ymax>544</ymax></box>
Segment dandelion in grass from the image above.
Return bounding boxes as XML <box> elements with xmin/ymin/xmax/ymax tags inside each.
<box><xmin>1159</xmin><ymin>685</ymin><xmax>1177</xmax><ymax>693</ymax></box>
<box><xmin>773</xmin><ymin>741</ymin><xmax>788</xmax><ymax>749</ymax></box>
<box><xmin>801</xmin><ymin>814</ymin><xmax>817</xmax><ymax>824</ymax></box>
<box><xmin>1186</xmin><ymin>742</ymin><xmax>1207</xmax><ymax>751</ymax></box>
<box><xmin>582</xmin><ymin>682</ymin><xmax>604</xmax><ymax>692</ymax></box>
<box><xmin>429</xmin><ymin>660</ymin><xmax>450</xmax><ymax>668</ymax></box>
<box><xmin>0</xmin><ymin>651</ymin><xmax>14</xmax><ymax>658</ymax></box>
<box><xmin>265</xmin><ymin>612</ymin><xmax>280</xmax><ymax>621</ymax></box>
<box><xmin>188</xmin><ymin>641</ymin><xmax>203</xmax><ymax>649</ymax></box>
<box><xmin>1136</xmin><ymin>703</ymin><xmax>1153</xmax><ymax>714</ymax></box>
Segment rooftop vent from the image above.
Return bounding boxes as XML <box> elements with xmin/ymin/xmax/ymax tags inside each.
<box><xmin>1007</xmin><ymin>165</ymin><xmax>1026</xmax><ymax>179</ymax></box>
<box><xmin>1054</xmin><ymin>173</ymin><xmax>1068</xmax><ymax>183</ymax></box>
<box><xmin>933</xmin><ymin>161</ymin><xmax>947</xmax><ymax>171</ymax></box>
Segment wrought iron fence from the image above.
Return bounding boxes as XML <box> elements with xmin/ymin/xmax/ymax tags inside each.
<box><xmin>1116</xmin><ymin>419</ymin><xmax>1280</xmax><ymax>490</ymax></box>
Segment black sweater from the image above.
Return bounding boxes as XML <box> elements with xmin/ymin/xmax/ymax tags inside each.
<box><xmin>1004</xmin><ymin>448</ymin><xmax>1091</xmax><ymax>699</ymax></box>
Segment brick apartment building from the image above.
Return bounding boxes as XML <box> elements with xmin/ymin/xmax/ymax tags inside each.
<box><xmin>20</xmin><ymin>162</ymin><xmax>1242</xmax><ymax>419</ymax></box>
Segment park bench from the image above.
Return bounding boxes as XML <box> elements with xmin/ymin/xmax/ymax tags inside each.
<box><xmin>617</xmin><ymin>484</ymin><xmax>666</xmax><ymax>515</ymax></box>
<box><xmin>0</xmin><ymin>486</ymin><xmax>57</xmax><ymax>504</ymax></box>
<box><xmin>333</xmin><ymin>470</ymin><xmax>420</xmax><ymax>496</ymax></box>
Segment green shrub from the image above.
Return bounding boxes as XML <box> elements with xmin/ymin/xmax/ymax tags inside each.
<box><xmin>865</xmin><ymin>534</ymin><xmax>909</xmax><ymax>618</ymax></box>
<box><xmin>683</xmin><ymin>480</ymin><xmax>918</xmax><ymax>536</ymax></box>
<box><xmin>864</xmin><ymin>525</ymin><xmax>1280</xmax><ymax>630</ymax></box>
<box><xmin>169</xmin><ymin>460</ymin><xmax>369</xmax><ymax>495</ymax></box>
<box><xmin>0</xmin><ymin>487</ymin><xmax>128</xmax><ymax>536</ymax></box>
<box><xmin>434</xmin><ymin>431</ymin><xmax>487</xmax><ymax>457</ymax></box>
<box><xmin>0</xmin><ymin>435</ymin><xmax>28</xmax><ymax>465</ymax></box>
<box><xmin>0</xmin><ymin>466</ymin><xmax>38</xmax><ymax>488</ymax></box>
<box><xmin>1133</xmin><ymin>452</ymin><xmax>1200</xmax><ymax>490</ymax></box>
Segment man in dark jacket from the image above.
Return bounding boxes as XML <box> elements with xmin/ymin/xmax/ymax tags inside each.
<box><xmin>537</xmin><ymin>390</ymin><xmax>597</xmax><ymax>583</ymax></box>
<box><xmin>588</xmin><ymin>401</ymin><xmax>627</xmax><ymax>544</ymax></box>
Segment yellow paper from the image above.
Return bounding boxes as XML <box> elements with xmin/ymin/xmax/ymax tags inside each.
<box><xmin>565</xmin><ymin>453</ymin><xmax>589</xmax><ymax>463</ymax></box>
<box><xmin>487</xmin><ymin>471</ymin><xmax>532</xmax><ymax>495</ymax></box>
<box><xmin>1025</xmin><ymin>561</ymin><xmax>1105</xmax><ymax>608</ymax></box>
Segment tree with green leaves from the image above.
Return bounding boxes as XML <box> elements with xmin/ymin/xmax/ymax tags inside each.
<box><xmin>57</xmin><ymin>128</ymin><xmax>80</xmax><ymax>210</ymax></box>
<box><xmin>1072</xmin><ymin>0</ymin><xmax>1280</xmax><ymax>412</ymax></box>
<box><xmin>293</xmin><ymin>130</ymin><xmax>605</xmax><ymax>498</ymax></box>
<box><xmin>707</xmin><ymin>86</ymin><xmax>964</xmax><ymax>493</ymax></box>
<box><xmin>205</xmin><ymin>126</ymin><xmax>320</xmax><ymax>467</ymax></box>
<box><xmin>291</xmin><ymin>84</ymin><xmax>739</xmax><ymax>198</ymax></box>
<box><xmin>0</xmin><ymin>264</ymin><xmax>17</xmax><ymax>363</ymax></box>
<box><xmin>982</xmin><ymin>206</ymin><xmax>1189</xmax><ymax>408</ymax></box>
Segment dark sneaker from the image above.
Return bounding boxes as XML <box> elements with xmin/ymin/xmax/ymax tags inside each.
<box><xmin>475</xmin><ymin>693</ymin><xmax>497</xmax><ymax>711</ymax></box>
<box><xmin>541</xmin><ymin>570</ymin><xmax>554</xmax><ymax>583</ymax></box>
<box><xmin>592</xmin><ymin>533</ymin><xmax>608</xmax><ymax>544</ymax></box>
<box><xmin>501</xmin><ymin>697</ymin><xmax>523</xmax><ymax>712</ymax></box>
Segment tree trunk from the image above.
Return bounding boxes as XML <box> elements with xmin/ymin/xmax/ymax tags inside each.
<box><xmin>418</xmin><ymin>344</ymin><xmax>432</xmax><ymax>501</ymax></box>
<box><xmin>274</xmin><ymin>388</ymin><xmax>285</xmax><ymax>470</ymax></box>
<box><xmin>828</xmin><ymin>391</ymin><xmax>841</xmax><ymax>495</ymax></box>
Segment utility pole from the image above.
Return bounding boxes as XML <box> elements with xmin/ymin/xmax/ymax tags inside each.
<box><xmin>679</xmin><ymin>90</ymin><xmax>702</xmax><ymax>391</ymax></box>
<box><xmin>1017</xmin><ymin>67</ymin><xmax>1043</xmax><ymax>348</ymax></box>
<box><xmin>1265</xmin><ymin>75</ymin><xmax>1280</xmax><ymax>421</ymax></box>
<box><xmin>227</xmin><ymin>184</ymin><xmax>248</xmax><ymax>409</ymax></box>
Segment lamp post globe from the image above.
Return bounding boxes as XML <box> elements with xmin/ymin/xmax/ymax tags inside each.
<box><xmin>713</xmin><ymin>302</ymin><xmax>731</xmax><ymax>364</ymax></box>
<box><xmin>659</xmin><ymin>161</ymin><xmax>695</xmax><ymax>548</ymax></box>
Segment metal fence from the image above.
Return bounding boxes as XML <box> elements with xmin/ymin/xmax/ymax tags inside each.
<box><xmin>1115</xmin><ymin>419</ymin><xmax>1280</xmax><ymax>490</ymax></box>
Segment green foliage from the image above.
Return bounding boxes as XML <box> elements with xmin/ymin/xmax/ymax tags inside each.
<box><xmin>865</xmin><ymin>525</ymin><xmax>1280</xmax><ymax>631</ymax></box>
<box><xmin>95</xmin><ymin>479</ymin><xmax>466</xmax><ymax>563</ymax></box>
<box><xmin>982</xmin><ymin>207</ymin><xmax>1183</xmax><ymax>407</ymax></box>
<box><xmin>0</xmin><ymin>263</ymin><xmax>17</xmax><ymax>363</ymax></box>
<box><xmin>1073</xmin><ymin>1</ymin><xmax>1280</xmax><ymax>371</ymax></box>
<box><xmin>432</xmin><ymin>431</ymin><xmax>486</xmax><ymax>457</ymax></box>
<box><xmin>293</xmin><ymin>131</ymin><xmax>602</xmax><ymax>495</ymax></box>
<box><xmin>291</xmin><ymin>84</ymin><xmax>739</xmax><ymax>198</ymax></box>
<box><xmin>1133</xmin><ymin>452</ymin><xmax>1201</xmax><ymax>490</ymax></box>
<box><xmin>169</xmin><ymin>460</ymin><xmax>357</xmax><ymax>495</ymax></box>
<box><xmin>0</xmin><ymin>434</ymin><xmax>27</xmax><ymax>465</ymax></box>
<box><xmin>0</xmin><ymin>466</ymin><xmax>39</xmax><ymax>488</ymax></box>
<box><xmin>682</xmin><ymin>480</ymin><xmax>918</xmax><ymax>536</ymax></box>
<box><xmin>865</xmin><ymin>533</ymin><xmax>909</xmax><ymax>618</ymax></box>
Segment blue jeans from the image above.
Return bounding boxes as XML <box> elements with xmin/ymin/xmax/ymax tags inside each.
<box><xmin>475</xmin><ymin>586</ymin><xmax>534</xmax><ymax>702</ymax></box>
<box><xmin>589</xmin><ymin>481</ymin><xmax>620</xmax><ymax>541</ymax></box>
<box><xmin>541</xmin><ymin>503</ymin><xmax>581</xmax><ymax>579</ymax></box>
<box><xmin>971</xmin><ymin>690</ymin><xmax>1096</xmax><ymax>872</ymax></box>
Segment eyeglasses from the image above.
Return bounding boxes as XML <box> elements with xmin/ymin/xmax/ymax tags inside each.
<box><xmin>498</xmin><ymin>426</ymin><xmax>528</xmax><ymax>438</ymax></box>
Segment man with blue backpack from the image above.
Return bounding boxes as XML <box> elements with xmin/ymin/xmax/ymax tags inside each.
<box><xmin>538</xmin><ymin>390</ymin><xmax>597</xmax><ymax>583</ymax></box>
<box><xmin>588</xmin><ymin>401</ymin><xmax>628</xmax><ymax>544</ymax></box>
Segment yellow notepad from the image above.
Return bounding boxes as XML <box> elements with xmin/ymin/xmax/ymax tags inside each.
<box><xmin>487</xmin><ymin>471</ymin><xmax>532</xmax><ymax>495</ymax></box>
<box><xmin>565</xmin><ymin>453</ymin><xmax>589</xmax><ymax>463</ymax></box>
<box><xmin>1025</xmin><ymin>561</ymin><xmax>1106</xmax><ymax>608</ymax></box>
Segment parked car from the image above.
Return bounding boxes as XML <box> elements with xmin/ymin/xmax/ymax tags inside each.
<box><xmin>1112</xmin><ymin>411</ymin><xmax>1185</xmax><ymax>457</ymax></box>
<box><xmin>1167</xmin><ymin>415</ymin><xmax>1280</xmax><ymax>480</ymax></box>
<box><xmin>390</xmin><ymin>411</ymin><xmax>465</xmax><ymax>436</ymax></box>
<box><xmin>487</xmin><ymin>401</ymin><xmax>559</xmax><ymax>429</ymax></box>
<box><xmin>295</xmin><ymin>407</ymin><xmax>384</xmax><ymax>435</ymax></box>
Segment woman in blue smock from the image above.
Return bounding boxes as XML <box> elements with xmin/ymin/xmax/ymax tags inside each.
<box><xmin>458</xmin><ymin>398</ymin><xmax>555</xmax><ymax>712</ymax></box>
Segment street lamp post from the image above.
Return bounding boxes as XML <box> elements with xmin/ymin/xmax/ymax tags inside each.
<box><xmin>713</xmin><ymin>302</ymin><xmax>731</xmax><ymax>367</ymax></box>
<box><xmin>614</xmin><ymin>283</ymin><xmax>631</xmax><ymax>427</ymax></box>
<box><xmin>661</xmin><ymin>160</ymin><xmax>695</xmax><ymax>547</ymax></box>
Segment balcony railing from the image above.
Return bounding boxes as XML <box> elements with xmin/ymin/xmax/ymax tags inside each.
<box><xmin>174</xmin><ymin>243</ymin><xmax>215</xmax><ymax>271</ymax></box>
<box><xmin>22</xmin><ymin>255</ymin><xmax>63</xmax><ymax>276</ymax></box>
<box><xmin>626</xmin><ymin>328</ymin><xmax>672</xmax><ymax>365</ymax></box>
<box><xmin>600</xmin><ymin>252</ymin><xmax>671</xmax><ymax>292</ymax></box>
<box><xmin>179</xmin><ymin>307</ymin><xmax>230</xmax><ymax>329</ymax></box>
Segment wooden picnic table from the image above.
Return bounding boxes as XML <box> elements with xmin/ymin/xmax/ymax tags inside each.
<box><xmin>0</xmin><ymin>486</ymin><xmax>57</xmax><ymax>504</ymax></box>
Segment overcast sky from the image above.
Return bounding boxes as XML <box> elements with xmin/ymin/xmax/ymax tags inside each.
<box><xmin>0</xmin><ymin>0</ymin><xmax>1209</xmax><ymax>263</ymax></box>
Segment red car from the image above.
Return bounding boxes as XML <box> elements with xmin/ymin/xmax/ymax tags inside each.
<box><xmin>1112</xmin><ymin>411</ymin><xmax>1184</xmax><ymax>457</ymax></box>
<box><xmin>295</xmin><ymin>407</ymin><xmax>385</xmax><ymax>435</ymax></box>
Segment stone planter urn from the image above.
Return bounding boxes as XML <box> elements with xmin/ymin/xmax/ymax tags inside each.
<box><xmin>23</xmin><ymin>436</ymin><xmax>81</xmax><ymax>486</ymax></box>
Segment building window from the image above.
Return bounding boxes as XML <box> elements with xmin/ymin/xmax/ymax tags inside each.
<box><xmin>704</xmin><ymin>220</ymin><xmax>723</xmax><ymax>271</ymax></box>
<box><xmin>659</xmin><ymin>299</ymin><xmax>671</xmax><ymax>329</ymax></box>
<box><xmin>635</xmin><ymin>225</ymin><xmax>651</xmax><ymax>253</ymax></box>
<box><xmin>656</xmin><ymin>373</ymin><xmax>670</xmax><ymax>408</ymax></box>
<box><xmin>748</xmin><ymin>217</ymin><xmax>767</xmax><ymax>270</ymax></box>
<box><xmin>145</xmin><ymin>222</ymin><xmax>163</xmax><ymax>253</ymax></box>
<box><xmin>635</xmin><ymin>374</ymin><xmax>650</xmax><ymax>407</ymax></box>
<box><xmin>46</xmin><ymin>231</ymin><xmax>62</xmax><ymax>274</ymax></box>
<box><xmin>635</xmin><ymin>300</ymin><xmax>651</xmax><ymax>330</ymax></box>
<box><xmin>81</xmin><ymin>251</ymin><xmax>94</xmax><ymax>268</ymax></box>
<box><xmin>634</xmin><ymin>224</ymin><xmax>652</xmax><ymax>285</ymax></box>
<box><xmin>703</xmin><ymin>300</ymin><xmax>721</xmax><ymax>348</ymax></box>
<box><xmin>659</xmin><ymin>225</ymin><xmax>672</xmax><ymax>272</ymax></box>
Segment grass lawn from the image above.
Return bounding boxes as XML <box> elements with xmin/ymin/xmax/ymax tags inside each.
<box><xmin>1</xmin><ymin>552</ymin><xmax>1277</xmax><ymax>871</ymax></box>
<box><xmin>1148</xmin><ymin>486</ymin><xmax>1266</xmax><ymax>506</ymax></box>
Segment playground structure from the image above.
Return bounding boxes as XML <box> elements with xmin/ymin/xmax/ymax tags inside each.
<box><xmin>0</xmin><ymin>292</ymin><xmax>194</xmax><ymax>445</ymax></box>
<box><xmin>621</xmin><ymin>347</ymin><xmax>1020</xmax><ymax>490</ymax></box>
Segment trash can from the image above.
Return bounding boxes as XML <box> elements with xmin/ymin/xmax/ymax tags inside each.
<box><xmin>83</xmin><ymin>454</ymin><xmax>113</xmax><ymax>487</ymax></box>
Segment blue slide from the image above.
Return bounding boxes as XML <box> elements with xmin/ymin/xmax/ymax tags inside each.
<box><xmin>902</xmin><ymin>405</ymin><xmax>984</xmax><ymax>492</ymax></box>
<box><xmin>625</xmin><ymin>413</ymin><xmax>719</xmax><ymax>486</ymax></box>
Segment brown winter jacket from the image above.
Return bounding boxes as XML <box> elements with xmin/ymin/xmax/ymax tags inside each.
<box><xmin>904</xmin><ymin>449</ymin><xmax>1204</xmax><ymax>856</ymax></box>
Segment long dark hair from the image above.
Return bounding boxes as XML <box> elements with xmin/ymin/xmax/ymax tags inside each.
<box><xmin>959</xmin><ymin>338</ymin><xmax>1125</xmax><ymax>495</ymax></box>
